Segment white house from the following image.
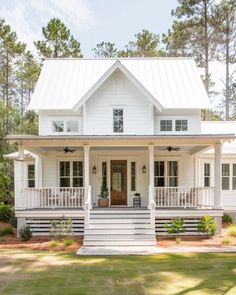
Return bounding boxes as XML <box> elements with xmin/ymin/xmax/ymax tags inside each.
<box><xmin>6</xmin><ymin>58</ymin><xmax>236</xmax><ymax>246</ymax></box>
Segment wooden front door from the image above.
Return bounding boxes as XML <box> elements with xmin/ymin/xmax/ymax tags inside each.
<box><xmin>110</xmin><ymin>160</ymin><xmax>127</xmax><ymax>205</ymax></box>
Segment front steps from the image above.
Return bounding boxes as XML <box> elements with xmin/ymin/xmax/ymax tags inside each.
<box><xmin>83</xmin><ymin>209</ymin><xmax>156</xmax><ymax>246</ymax></box>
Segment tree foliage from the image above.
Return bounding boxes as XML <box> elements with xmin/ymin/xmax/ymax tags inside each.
<box><xmin>34</xmin><ymin>18</ymin><xmax>82</xmax><ymax>59</ymax></box>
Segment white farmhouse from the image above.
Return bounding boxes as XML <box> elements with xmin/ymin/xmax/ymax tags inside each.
<box><xmin>6</xmin><ymin>58</ymin><xmax>236</xmax><ymax>246</ymax></box>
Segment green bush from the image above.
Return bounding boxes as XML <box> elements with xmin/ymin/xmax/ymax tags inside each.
<box><xmin>19</xmin><ymin>225</ymin><xmax>32</xmax><ymax>241</ymax></box>
<box><xmin>50</xmin><ymin>217</ymin><xmax>73</xmax><ymax>240</ymax></box>
<box><xmin>164</xmin><ymin>217</ymin><xmax>186</xmax><ymax>235</ymax></box>
<box><xmin>49</xmin><ymin>240</ymin><xmax>60</xmax><ymax>248</ymax></box>
<box><xmin>227</xmin><ymin>225</ymin><xmax>236</xmax><ymax>237</ymax></box>
<box><xmin>0</xmin><ymin>225</ymin><xmax>14</xmax><ymax>236</ymax></box>
<box><xmin>64</xmin><ymin>239</ymin><xmax>74</xmax><ymax>247</ymax></box>
<box><xmin>197</xmin><ymin>215</ymin><xmax>217</xmax><ymax>236</ymax></box>
<box><xmin>222</xmin><ymin>213</ymin><xmax>233</xmax><ymax>224</ymax></box>
<box><xmin>0</xmin><ymin>203</ymin><xmax>13</xmax><ymax>222</ymax></box>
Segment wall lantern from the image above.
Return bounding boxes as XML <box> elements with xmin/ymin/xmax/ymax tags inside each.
<box><xmin>142</xmin><ymin>165</ymin><xmax>146</xmax><ymax>173</ymax></box>
<box><xmin>92</xmin><ymin>166</ymin><xmax>97</xmax><ymax>174</ymax></box>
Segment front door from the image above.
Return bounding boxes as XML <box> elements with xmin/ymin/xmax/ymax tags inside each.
<box><xmin>110</xmin><ymin>160</ymin><xmax>127</xmax><ymax>205</ymax></box>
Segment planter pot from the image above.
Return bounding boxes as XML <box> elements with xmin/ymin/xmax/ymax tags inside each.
<box><xmin>98</xmin><ymin>198</ymin><xmax>109</xmax><ymax>208</ymax></box>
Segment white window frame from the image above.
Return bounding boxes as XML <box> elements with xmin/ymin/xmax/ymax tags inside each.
<box><xmin>158</xmin><ymin>117</ymin><xmax>189</xmax><ymax>134</ymax></box>
<box><xmin>175</xmin><ymin>119</ymin><xmax>188</xmax><ymax>132</ymax></box>
<box><xmin>26</xmin><ymin>163</ymin><xmax>35</xmax><ymax>188</ymax></box>
<box><xmin>58</xmin><ymin>160</ymin><xmax>83</xmax><ymax>187</ymax></box>
<box><xmin>113</xmin><ymin>108</ymin><xmax>124</xmax><ymax>133</ymax></box>
<box><xmin>51</xmin><ymin>117</ymin><xmax>81</xmax><ymax>135</ymax></box>
<box><xmin>154</xmin><ymin>160</ymin><xmax>179</xmax><ymax>187</ymax></box>
<box><xmin>204</xmin><ymin>163</ymin><xmax>211</xmax><ymax>187</ymax></box>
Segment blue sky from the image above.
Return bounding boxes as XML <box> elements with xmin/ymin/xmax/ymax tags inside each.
<box><xmin>0</xmin><ymin>0</ymin><xmax>178</xmax><ymax>57</ymax></box>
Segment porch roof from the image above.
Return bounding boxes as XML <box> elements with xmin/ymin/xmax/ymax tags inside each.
<box><xmin>6</xmin><ymin>133</ymin><xmax>235</xmax><ymax>147</ymax></box>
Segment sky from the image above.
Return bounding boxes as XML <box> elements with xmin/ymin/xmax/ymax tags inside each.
<box><xmin>0</xmin><ymin>0</ymin><xmax>178</xmax><ymax>57</ymax></box>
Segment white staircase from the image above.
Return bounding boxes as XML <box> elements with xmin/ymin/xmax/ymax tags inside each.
<box><xmin>83</xmin><ymin>208</ymin><xmax>156</xmax><ymax>246</ymax></box>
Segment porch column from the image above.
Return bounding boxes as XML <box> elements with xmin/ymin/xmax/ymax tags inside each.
<box><xmin>18</xmin><ymin>147</ymin><xmax>25</xmax><ymax>208</ymax></box>
<box><xmin>83</xmin><ymin>145</ymin><xmax>91</xmax><ymax>206</ymax></box>
<box><xmin>214</xmin><ymin>143</ymin><xmax>222</xmax><ymax>208</ymax></box>
<box><xmin>35</xmin><ymin>155</ymin><xmax>42</xmax><ymax>187</ymax></box>
<box><xmin>148</xmin><ymin>145</ymin><xmax>155</xmax><ymax>207</ymax></box>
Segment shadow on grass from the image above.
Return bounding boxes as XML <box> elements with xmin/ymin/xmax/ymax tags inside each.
<box><xmin>0</xmin><ymin>250</ymin><xmax>236</xmax><ymax>295</ymax></box>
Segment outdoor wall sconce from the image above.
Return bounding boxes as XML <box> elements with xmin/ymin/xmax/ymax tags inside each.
<box><xmin>142</xmin><ymin>165</ymin><xmax>146</xmax><ymax>173</ymax></box>
<box><xmin>92</xmin><ymin>166</ymin><xmax>97</xmax><ymax>174</ymax></box>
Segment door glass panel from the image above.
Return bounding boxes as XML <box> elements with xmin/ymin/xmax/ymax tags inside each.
<box><xmin>112</xmin><ymin>163</ymin><xmax>125</xmax><ymax>192</ymax></box>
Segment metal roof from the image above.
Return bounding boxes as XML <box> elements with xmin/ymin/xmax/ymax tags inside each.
<box><xmin>28</xmin><ymin>58</ymin><xmax>210</xmax><ymax>110</ymax></box>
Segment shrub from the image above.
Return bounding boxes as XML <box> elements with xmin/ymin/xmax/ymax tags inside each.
<box><xmin>19</xmin><ymin>225</ymin><xmax>32</xmax><ymax>241</ymax></box>
<box><xmin>197</xmin><ymin>215</ymin><xmax>217</xmax><ymax>236</ymax></box>
<box><xmin>227</xmin><ymin>225</ymin><xmax>236</xmax><ymax>237</ymax></box>
<box><xmin>164</xmin><ymin>217</ymin><xmax>186</xmax><ymax>235</ymax></box>
<box><xmin>49</xmin><ymin>240</ymin><xmax>60</xmax><ymax>248</ymax></box>
<box><xmin>222</xmin><ymin>238</ymin><xmax>231</xmax><ymax>245</ymax></box>
<box><xmin>0</xmin><ymin>225</ymin><xmax>14</xmax><ymax>236</ymax></box>
<box><xmin>0</xmin><ymin>203</ymin><xmax>13</xmax><ymax>222</ymax></box>
<box><xmin>222</xmin><ymin>213</ymin><xmax>233</xmax><ymax>225</ymax></box>
<box><xmin>64</xmin><ymin>239</ymin><xmax>74</xmax><ymax>247</ymax></box>
<box><xmin>50</xmin><ymin>217</ymin><xmax>73</xmax><ymax>240</ymax></box>
<box><xmin>175</xmin><ymin>237</ymin><xmax>182</xmax><ymax>244</ymax></box>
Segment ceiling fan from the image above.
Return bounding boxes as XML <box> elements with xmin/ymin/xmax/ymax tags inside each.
<box><xmin>166</xmin><ymin>146</ymin><xmax>180</xmax><ymax>152</ymax></box>
<box><xmin>63</xmin><ymin>147</ymin><xmax>76</xmax><ymax>154</ymax></box>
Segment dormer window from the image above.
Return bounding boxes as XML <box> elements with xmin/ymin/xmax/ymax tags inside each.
<box><xmin>160</xmin><ymin>120</ymin><xmax>172</xmax><ymax>132</ymax></box>
<box><xmin>66</xmin><ymin>120</ymin><xmax>78</xmax><ymax>133</ymax></box>
<box><xmin>52</xmin><ymin>121</ymin><xmax>64</xmax><ymax>132</ymax></box>
<box><xmin>113</xmin><ymin>109</ymin><xmax>123</xmax><ymax>133</ymax></box>
<box><xmin>175</xmin><ymin>120</ymin><xmax>188</xmax><ymax>131</ymax></box>
<box><xmin>52</xmin><ymin>118</ymin><xmax>79</xmax><ymax>134</ymax></box>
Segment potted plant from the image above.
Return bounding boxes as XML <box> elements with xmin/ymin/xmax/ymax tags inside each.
<box><xmin>98</xmin><ymin>184</ymin><xmax>109</xmax><ymax>208</ymax></box>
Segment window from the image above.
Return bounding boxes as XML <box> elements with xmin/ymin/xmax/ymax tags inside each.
<box><xmin>102</xmin><ymin>162</ymin><xmax>107</xmax><ymax>187</ymax></box>
<box><xmin>160</xmin><ymin>120</ymin><xmax>172</xmax><ymax>132</ymax></box>
<box><xmin>27</xmin><ymin>164</ymin><xmax>35</xmax><ymax>188</ymax></box>
<box><xmin>154</xmin><ymin>161</ymin><xmax>165</xmax><ymax>187</ymax></box>
<box><xmin>59</xmin><ymin>161</ymin><xmax>83</xmax><ymax>187</ymax></box>
<box><xmin>175</xmin><ymin>120</ymin><xmax>188</xmax><ymax>131</ymax></box>
<box><xmin>167</xmin><ymin>161</ymin><xmax>178</xmax><ymax>187</ymax></box>
<box><xmin>131</xmin><ymin>162</ymin><xmax>136</xmax><ymax>191</ymax></box>
<box><xmin>154</xmin><ymin>161</ymin><xmax>178</xmax><ymax>187</ymax></box>
<box><xmin>233</xmin><ymin>164</ymin><xmax>236</xmax><ymax>190</ymax></box>
<box><xmin>222</xmin><ymin>163</ymin><xmax>230</xmax><ymax>190</ymax></box>
<box><xmin>52</xmin><ymin>121</ymin><xmax>64</xmax><ymax>132</ymax></box>
<box><xmin>67</xmin><ymin>120</ymin><xmax>78</xmax><ymax>133</ymax></box>
<box><xmin>113</xmin><ymin>109</ymin><xmax>123</xmax><ymax>133</ymax></box>
<box><xmin>204</xmin><ymin>163</ymin><xmax>210</xmax><ymax>187</ymax></box>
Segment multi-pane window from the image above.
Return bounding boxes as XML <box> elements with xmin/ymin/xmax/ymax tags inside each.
<box><xmin>102</xmin><ymin>162</ymin><xmax>108</xmax><ymax>187</ymax></box>
<box><xmin>27</xmin><ymin>164</ymin><xmax>35</xmax><ymax>188</ymax></box>
<box><xmin>167</xmin><ymin>161</ymin><xmax>178</xmax><ymax>187</ymax></box>
<box><xmin>131</xmin><ymin>162</ymin><xmax>136</xmax><ymax>191</ymax></box>
<box><xmin>67</xmin><ymin>120</ymin><xmax>78</xmax><ymax>132</ymax></box>
<box><xmin>204</xmin><ymin>163</ymin><xmax>210</xmax><ymax>187</ymax></box>
<box><xmin>222</xmin><ymin>163</ymin><xmax>230</xmax><ymax>190</ymax></box>
<box><xmin>160</xmin><ymin>120</ymin><xmax>172</xmax><ymax>132</ymax></box>
<box><xmin>113</xmin><ymin>109</ymin><xmax>123</xmax><ymax>133</ymax></box>
<box><xmin>233</xmin><ymin>164</ymin><xmax>236</xmax><ymax>190</ymax></box>
<box><xmin>52</xmin><ymin>121</ymin><xmax>64</xmax><ymax>132</ymax></box>
<box><xmin>59</xmin><ymin>161</ymin><xmax>83</xmax><ymax>187</ymax></box>
<box><xmin>154</xmin><ymin>161</ymin><xmax>165</xmax><ymax>187</ymax></box>
<box><xmin>175</xmin><ymin>120</ymin><xmax>188</xmax><ymax>131</ymax></box>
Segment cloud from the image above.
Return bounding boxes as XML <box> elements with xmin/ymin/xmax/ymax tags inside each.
<box><xmin>0</xmin><ymin>0</ymin><xmax>97</xmax><ymax>53</ymax></box>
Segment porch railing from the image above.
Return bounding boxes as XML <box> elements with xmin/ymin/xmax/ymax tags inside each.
<box><xmin>154</xmin><ymin>186</ymin><xmax>214</xmax><ymax>208</ymax></box>
<box><xmin>23</xmin><ymin>187</ymin><xmax>85</xmax><ymax>209</ymax></box>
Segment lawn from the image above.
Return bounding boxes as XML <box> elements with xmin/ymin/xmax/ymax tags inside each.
<box><xmin>0</xmin><ymin>250</ymin><xmax>236</xmax><ymax>295</ymax></box>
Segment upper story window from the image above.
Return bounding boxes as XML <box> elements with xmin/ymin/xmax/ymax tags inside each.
<box><xmin>113</xmin><ymin>109</ymin><xmax>123</xmax><ymax>133</ymax></box>
<box><xmin>52</xmin><ymin>119</ymin><xmax>79</xmax><ymax>134</ymax></box>
<box><xmin>160</xmin><ymin>120</ymin><xmax>172</xmax><ymax>132</ymax></box>
<box><xmin>175</xmin><ymin>120</ymin><xmax>188</xmax><ymax>131</ymax></box>
<box><xmin>27</xmin><ymin>164</ymin><xmax>35</xmax><ymax>188</ymax></box>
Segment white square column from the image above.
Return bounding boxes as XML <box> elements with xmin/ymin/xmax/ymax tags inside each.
<box><xmin>83</xmin><ymin>145</ymin><xmax>91</xmax><ymax>206</ymax></box>
<box><xmin>148</xmin><ymin>145</ymin><xmax>154</xmax><ymax>208</ymax></box>
<box><xmin>214</xmin><ymin>143</ymin><xmax>222</xmax><ymax>208</ymax></box>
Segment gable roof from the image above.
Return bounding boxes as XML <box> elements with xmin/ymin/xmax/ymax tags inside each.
<box><xmin>28</xmin><ymin>58</ymin><xmax>210</xmax><ymax>111</ymax></box>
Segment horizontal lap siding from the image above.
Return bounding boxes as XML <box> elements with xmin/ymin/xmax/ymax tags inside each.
<box><xmin>42</xmin><ymin>156</ymin><xmax>57</xmax><ymax>187</ymax></box>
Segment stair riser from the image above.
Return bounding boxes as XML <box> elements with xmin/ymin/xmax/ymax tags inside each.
<box><xmin>83</xmin><ymin>241</ymin><xmax>157</xmax><ymax>246</ymax></box>
<box><xmin>87</xmin><ymin>224</ymin><xmax>152</xmax><ymax>229</ymax></box>
<box><xmin>90</xmin><ymin>219</ymin><xmax>151</xmax><ymax>224</ymax></box>
<box><xmin>84</xmin><ymin>229</ymin><xmax>154</xmax><ymax>235</ymax></box>
<box><xmin>84</xmin><ymin>235</ymin><xmax>156</xmax><ymax>241</ymax></box>
<box><xmin>90</xmin><ymin>215</ymin><xmax>150</xmax><ymax>219</ymax></box>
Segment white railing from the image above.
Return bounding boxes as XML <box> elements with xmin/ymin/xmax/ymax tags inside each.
<box><xmin>155</xmin><ymin>187</ymin><xmax>214</xmax><ymax>208</ymax></box>
<box><xmin>23</xmin><ymin>187</ymin><xmax>85</xmax><ymax>209</ymax></box>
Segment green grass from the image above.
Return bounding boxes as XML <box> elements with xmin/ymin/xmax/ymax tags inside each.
<box><xmin>0</xmin><ymin>249</ymin><xmax>236</xmax><ymax>295</ymax></box>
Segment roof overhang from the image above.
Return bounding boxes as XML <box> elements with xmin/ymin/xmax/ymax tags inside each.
<box><xmin>73</xmin><ymin>60</ymin><xmax>163</xmax><ymax>112</ymax></box>
<box><xmin>6</xmin><ymin>134</ymin><xmax>235</xmax><ymax>148</ymax></box>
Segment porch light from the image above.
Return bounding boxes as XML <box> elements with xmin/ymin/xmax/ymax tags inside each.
<box><xmin>92</xmin><ymin>166</ymin><xmax>97</xmax><ymax>174</ymax></box>
<box><xmin>142</xmin><ymin>165</ymin><xmax>146</xmax><ymax>173</ymax></box>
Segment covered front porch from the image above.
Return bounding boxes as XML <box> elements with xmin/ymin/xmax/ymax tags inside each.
<box><xmin>7</xmin><ymin>134</ymin><xmax>229</xmax><ymax>212</ymax></box>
